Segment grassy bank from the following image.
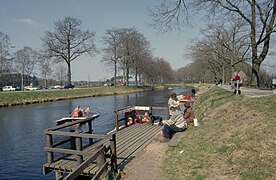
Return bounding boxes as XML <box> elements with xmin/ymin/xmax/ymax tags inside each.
<box><xmin>0</xmin><ymin>86</ymin><xmax>149</xmax><ymax>107</ymax></box>
<box><xmin>161</xmin><ymin>84</ymin><xmax>276</xmax><ymax>180</ymax></box>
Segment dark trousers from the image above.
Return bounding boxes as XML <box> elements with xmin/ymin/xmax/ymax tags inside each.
<box><xmin>163</xmin><ymin>124</ymin><xmax>186</xmax><ymax>139</ymax></box>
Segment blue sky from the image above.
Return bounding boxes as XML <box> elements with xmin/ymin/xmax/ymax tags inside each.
<box><xmin>0</xmin><ymin>0</ymin><xmax>205</xmax><ymax>81</ymax></box>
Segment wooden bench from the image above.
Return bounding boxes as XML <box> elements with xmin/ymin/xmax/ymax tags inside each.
<box><xmin>169</xmin><ymin>131</ymin><xmax>185</xmax><ymax>147</ymax></box>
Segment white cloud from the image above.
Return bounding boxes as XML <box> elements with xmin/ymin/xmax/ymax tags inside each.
<box><xmin>15</xmin><ymin>18</ymin><xmax>41</xmax><ymax>28</ymax></box>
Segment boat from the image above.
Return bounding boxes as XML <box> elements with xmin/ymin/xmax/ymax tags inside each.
<box><xmin>56</xmin><ymin>113</ymin><xmax>99</xmax><ymax>125</ymax></box>
<box><xmin>168</xmin><ymin>87</ymin><xmax>173</xmax><ymax>90</ymax></box>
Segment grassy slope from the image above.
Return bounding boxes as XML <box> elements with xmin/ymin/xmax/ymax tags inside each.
<box><xmin>0</xmin><ymin>86</ymin><xmax>146</xmax><ymax>107</ymax></box>
<box><xmin>161</xmin><ymin>84</ymin><xmax>276</xmax><ymax>180</ymax></box>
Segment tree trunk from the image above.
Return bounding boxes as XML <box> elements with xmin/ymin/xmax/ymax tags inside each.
<box><xmin>67</xmin><ymin>62</ymin><xmax>71</xmax><ymax>84</ymax></box>
<box><xmin>135</xmin><ymin>67</ymin><xmax>138</xmax><ymax>87</ymax></box>
<box><xmin>114</xmin><ymin>61</ymin><xmax>117</xmax><ymax>87</ymax></box>
<box><xmin>252</xmin><ymin>61</ymin><xmax>260</xmax><ymax>87</ymax></box>
<box><xmin>126</xmin><ymin>68</ymin><xmax>129</xmax><ymax>86</ymax></box>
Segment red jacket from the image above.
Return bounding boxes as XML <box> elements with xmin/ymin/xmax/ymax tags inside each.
<box><xmin>232</xmin><ymin>74</ymin><xmax>241</xmax><ymax>81</ymax></box>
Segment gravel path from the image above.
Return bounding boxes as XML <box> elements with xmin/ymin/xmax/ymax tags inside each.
<box><xmin>219</xmin><ymin>85</ymin><xmax>274</xmax><ymax>97</ymax></box>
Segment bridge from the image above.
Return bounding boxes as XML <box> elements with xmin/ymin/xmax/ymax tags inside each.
<box><xmin>43</xmin><ymin>106</ymin><xmax>167</xmax><ymax>179</ymax></box>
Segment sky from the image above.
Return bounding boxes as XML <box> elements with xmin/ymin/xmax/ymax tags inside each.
<box><xmin>0</xmin><ymin>0</ymin><xmax>205</xmax><ymax>81</ymax></box>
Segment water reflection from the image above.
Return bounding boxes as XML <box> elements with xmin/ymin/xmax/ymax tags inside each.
<box><xmin>0</xmin><ymin>86</ymin><xmax>189</xmax><ymax>179</ymax></box>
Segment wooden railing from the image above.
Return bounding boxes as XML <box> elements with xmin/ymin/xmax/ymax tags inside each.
<box><xmin>114</xmin><ymin>105</ymin><xmax>168</xmax><ymax>131</ymax></box>
<box><xmin>43</xmin><ymin>115</ymin><xmax>117</xmax><ymax>179</ymax></box>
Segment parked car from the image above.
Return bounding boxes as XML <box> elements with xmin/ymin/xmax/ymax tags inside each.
<box><xmin>52</xmin><ymin>85</ymin><xmax>63</xmax><ymax>89</ymax></box>
<box><xmin>64</xmin><ymin>84</ymin><xmax>74</xmax><ymax>89</ymax></box>
<box><xmin>24</xmin><ymin>86</ymin><xmax>38</xmax><ymax>90</ymax></box>
<box><xmin>3</xmin><ymin>86</ymin><xmax>16</xmax><ymax>91</ymax></box>
<box><xmin>15</xmin><ymin>86</ymin><xmax>22</xmax><ymax>91</ymax></box>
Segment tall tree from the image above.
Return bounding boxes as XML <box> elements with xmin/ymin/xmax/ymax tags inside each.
<box><xmin>101</xmin><ymin>28</ymin><xmax>121</xmax><ymax>87</ymax></box>
<box><xmin>41</xmin><ymin>16</ymin><xmax>97</xmax><ymax>84</ymax></box>
<box><xmin>38</xmin><ymin>53</ymin><xmax>52</xmax><ymax>87</ymax></box>
<box><xmin>117</xmin><ymin>28</ymin><xmax>139</xmax><ymax>86</ymax></box>
<box><xmin>13</xmin><ymin>46</ymin><xmax>37</xmax><ymax>90</ymax></box>
<box><xmin>0</xmin><ymin>32</ymin><xmax>11</xmax><ymax>84</ymax></box>
<box><xmin>150</xmin><ymin>0</ymin><xmax>276</xmax><ymax>87</ymax></box>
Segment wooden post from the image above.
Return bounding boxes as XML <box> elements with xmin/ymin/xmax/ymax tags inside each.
<box><xmin>88</xmin><ymin>120</ymin><xmax>93</xmax><ymax>145</ymax></box>
<box><xmin>149</xmin><ymin>106</ymin><xmax>153</xmax><ymax>125</ymax></box>
<box><xmin>96</xmin><ymin>147</ymin><xmax>106</xmax><ymax>172</ymax></box>
<box><xmin>110</xmin><ymin>133</ymin><xmax>117</xmax><ymax>172</ymax></box>
<box><xmin>149</xmin><ymin>106</ymin><xmax>153</xmax><ymax>115</ymax></box>
<box><xmin>70</xmin><ymin>137</ymin><xmax>76</xmax><ymax>150</ymax></box>
<box><xmin>46</xmin><ymin>134</ymin><xmax>53</xmax><ymax>164</ymax></box>
<box><xmin>115</xmin><ymin>111</ymin><xmax>119</xmax><ymax>131</ymax></box>
<box><xmin>55</xmin><ymin>171</ymin><xmax>63</xmax><ymax>180</ymax></box>
<box><xmin>75</xmin><ymin>137</ymin><xmax>83</xmax><ymax>165</ymax></box>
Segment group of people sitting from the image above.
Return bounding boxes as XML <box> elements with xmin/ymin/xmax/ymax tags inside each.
<box><xmin>126</xmin><ymin>110</ymin><xmax>162</xmax><ymax>125</ymax></box>
<box><xmin>124</xmin><ymin>91</ymin><xmax>196</xmax><ymax>141</ymax></box>
<box><xmin>71</xmin><ymin>106</ymin><xmax>91</xmax><ymax>118</ymax></box>
<box><xmin>161</xmin><ymin>91</ymin><xmax>196</xmax><ymax>141</ymax></box>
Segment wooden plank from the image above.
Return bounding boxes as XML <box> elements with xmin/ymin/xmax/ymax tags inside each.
<box><xmin>116</xmin><ymin>126</ymin><xmax>155</xmax><ymax>154</ymax></box>
<box><xmin>117</xmin><ymin>126</ymin><xmax>161</xmax><ymax>163</ymax></box>
<box><xmin>115</xmin><ymin>124</ymin><xmax>162</xmax><ymax>165</ymax></box>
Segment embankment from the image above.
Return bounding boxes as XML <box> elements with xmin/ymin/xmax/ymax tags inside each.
<box><xmin>161</xmin><ymin>83</ymin><xmax>276</xmax><ymax>179</ymax></box>
<box><xmin>0</xmin><ymin>86</ymin><xmax>152</xmax><ymax>108</ymax></box>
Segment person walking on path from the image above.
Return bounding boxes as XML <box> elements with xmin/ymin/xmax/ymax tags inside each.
<box><xmin>232</xmin><ymin>72</ymin><xmax>241</xmax><ymax>94</ymax></box>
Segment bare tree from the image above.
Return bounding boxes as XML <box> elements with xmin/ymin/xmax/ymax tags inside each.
<box><xmin>41</xmin><ymin>16</ymin><xmax>97</xmax><ymax>84</ymax></box>
<box><xmin>13</xmin><ymin>46</ymin><xmax>37</xmax><ymax>90</ymax></box>
<box><xmin>53</xmin><ymin>64</ymin><xmax>67</xmax><ymax>85</ymax></box>
<box><xmin>101</xmin><ymin>28</ymin><xmax>121</xmax><ymax>87</ymax></box>
<box><xmin>38</xmin><ymin>53</ymin><xmax>52</xmax><ymax>87</ymax></box>
<box><xmin>0</xmin><ymin>32</ymin><xmax>11</xmax><ymax>84</ymax></box>
<box><xmin>151</xmin><ymin>0</ymin><xmax>276</xmax><ymax>87</ymax></box>
<box><xmin>149</xmin><ymin>0</ymin><xmax>189</xmax><ymax>32</ymax></box>
<box><xmin>117</xmin><ymin>28</ymin><xmax>140</xmax><ymax>86</ymax></box>
<box><xmin>196</xmin><ymin>0</ymin><xmax>276</xmax><ymax>87</ymax></box>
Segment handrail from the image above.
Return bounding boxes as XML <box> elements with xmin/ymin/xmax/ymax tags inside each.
<box><xmin>43</xmin><ymin>112</ymin><xmax>117</xmax><ymax>179</ymax></box>
<box><xmin>44</xmin><ymin>130</ymin><xmax>109</xmax><ymax>139</ymax></box>
<box><xmin>64</xmin><ymin>145</ymin><xmax>106</xmax><ymax>180</ymax></box>
<box><xmin>114</xmin><ymin>105</ymin><xmax>167</xmax><ymax>131</ymax></box>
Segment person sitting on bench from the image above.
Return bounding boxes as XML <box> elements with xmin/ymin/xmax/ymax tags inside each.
<box><xmin>161</xmin><ymin>105</ymin><xmax>187</xmax><ymax>141</ymax></box>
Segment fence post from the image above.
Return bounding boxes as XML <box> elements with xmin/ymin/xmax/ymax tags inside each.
<box><xmin>110</xmin><ymin>133</ymin><xmax>117</xmax><ymax>172</ymax></box>
<box><xmin>75</xmin><ymin>137</ymin><xmax>83</xmax><ymax>165</ymax></box>
<box><xmin>88</xmin><ymin>120</ymin><xmax>93</xmax><ymax>145</ymax></box>
<box><xmin>46</xmin><ymin>134</ymin><xmax>53</xmax><ymax>164</ymax></box>
<box><xmin>96</xmin><ymin>146</ymin><xmax>106</xmax><ymax>172</ymax></box>
<box><xmin>115</xmin><ymin>111</ymin><xmax>119</xmax><ymax>131</ymax></box>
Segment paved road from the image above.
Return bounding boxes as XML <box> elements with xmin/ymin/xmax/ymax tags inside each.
<box><xmin>219</xmin><ymin>85</ymin><xmax>275</xmax><ymax>97</ymax></box>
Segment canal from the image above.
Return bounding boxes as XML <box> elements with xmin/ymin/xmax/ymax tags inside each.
<box><xmin>0</xmin><ymin>86</ymin><xmax>189</xmax><ymax>179</ymax></box>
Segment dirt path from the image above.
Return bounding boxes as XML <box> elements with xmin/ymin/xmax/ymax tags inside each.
<box><xmin>120</xmin><ymin>138</ymin><xmax>168</xmax><ymax>180</ymax></box>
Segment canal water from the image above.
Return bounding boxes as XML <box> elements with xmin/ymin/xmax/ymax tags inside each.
<box><xmin>0</xmin><ymin>86</ymin><xmax>189</xmax><ymax>179</ymax></box>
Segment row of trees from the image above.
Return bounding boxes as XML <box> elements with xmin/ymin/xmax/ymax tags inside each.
<box><xmin>101</xmin><ymin>28</ymin><xmax>174</xmax><ymax>86</ymax></box>
<box><xmin>0</xmin><ymin>17</ymin><xmax>174</xmax><ymax>88</ymax></box>
<box><xmin>150</xmin><ymin>0</ymin><xmax>276</xmax><ymax>87</ymax></box>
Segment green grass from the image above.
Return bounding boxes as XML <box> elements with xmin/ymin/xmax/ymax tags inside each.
<box><xmin>161</xmin><ymin>84</ymin><xmax>276</xmax><ymax>180</ymax></box>
<box><xmin>0</xmin><ymin>86</ymin><xmax>147</xmax><ymax>107</ymax></box>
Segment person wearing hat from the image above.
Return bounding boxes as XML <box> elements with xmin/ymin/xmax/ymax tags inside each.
<box><xmin>161</xmin><ymin>105</ymin><xmax>187</xmax><ymax>141</ymax></box>
<box><xmin>168</xmin><ymin>92</ymin><xmax>179</xmax><ymax>108</ymax></box>
<box><xmin>168</xmin><ymin>92</ymin><xmax>180</xmax><ymax>117</ymax></box>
